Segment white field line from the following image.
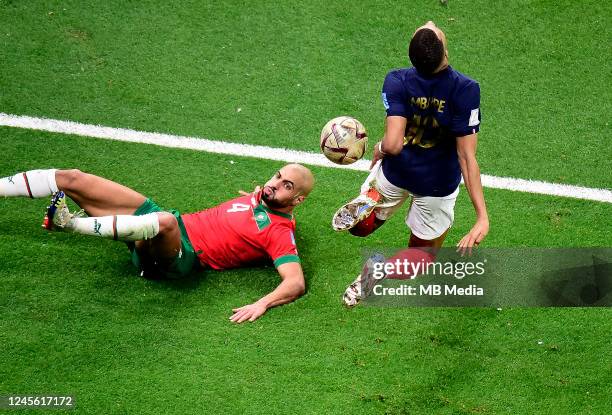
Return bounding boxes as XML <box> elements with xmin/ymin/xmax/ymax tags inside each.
<box><xmin>1</xmin><ymin>113</ymin><xmax>611</xmax><ymax>204</ymax></box>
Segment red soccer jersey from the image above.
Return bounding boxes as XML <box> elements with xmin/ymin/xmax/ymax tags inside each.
<box><xmin>180</xmin><ymin>194</ymin><xmax>300</xmax><ymax>270</ymax></box>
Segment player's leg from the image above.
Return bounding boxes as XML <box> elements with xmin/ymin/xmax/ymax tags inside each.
<box><xmin>342</xmin><ymin>246</ymin><xmax>438</xmax><ymax>306</ymax></box>
<box><xmin>132</xmin><ymin>212</ymin><xmax>182</xmax><ymax>267</ymax></box>
<box><xmin>382</xmin><ymin>187</ymin><xmax>460</xmax><ymax>279</ymax></box>
<box><xmin>43</xmin><ymin>170</ymin><xmax>150</xmax><ymax>237</ymax></box>
<box><xmin>132</xmin><ymin>212</ymin><xmax>197</xmax><ymax>279</ymax></box>
<box><xmin>36</xmin><ymin>177</ymin><xmax>193</xmax><ymax>278</ymax></box>
<box><xmin>340</xmin><ymin>164</ymin><xmax>411</xmax><ymax>305</ymax></box>
<box><xmin>408</xmin><ymin>230</ymin><xmax>448</xmax><ymax>248</ymax></box>
<box><xmin>55</xmin><ymin>169</ymin><xmax>146</xmax><ymax>216</ymax></box>
<box><xmin>44</xmin><ymin>190</ymin><xmax>159</xmax><ymax>238</ymax></box>
<box><xmin>342</xmin><ymin>187</ymin><xmax>459</xmax><ymax>306</ymax></box>
<box><xmin>45</xmin><ymin>192</ymin><xmax>180</xmax><ymax>258</ymax></box>
<box><xmin>140</xmin><ymin>213</ymin><xmax>181</xmax><ymax>258</ymax></box>
<box><xmin>0</xmin><ymin>168</ymin><xmax>146</xmax><ymax>216</ymax></box>
<box><xmin>334</xmin><ymin>160</ymin><xmax>409</xmax><ymax>235</ymax></box>
<box><xmin>333</xmin><ymin>161</ymin><xmax>383</xmax><ymax>232</ymax></box>
<box><xmin>348</xmin><ymin>213</ymin><xmax>386</xmax><ymax>237</ymax></box>
<box><xmin>0</xmin><ymin>169</ymin><xmax>59</xmax><ymax>198</ymax></box>
<box><xmin>404</xmin><ymin>186</ymin><xmax>459</xmax><ymax>249</ymax></box>
<box><xmin>333</xmin><ymin>187</ymin><xmax>383</xmax><ymax>232</ymax></box>
<box><xmin>380</xmin><ymin>228</ymin><xmax>448</xmax><ymax>281</ymax></box>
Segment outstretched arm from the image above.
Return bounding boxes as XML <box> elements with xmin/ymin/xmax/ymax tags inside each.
<box><xmin>370</xmin><ymin>116</ymin><xmax>407</xmax><ymax>169</ymax></box>
<box><xmin>230</xmin><ymin>262</ymin><xmax>306</xmax><ymax>323</ymax></box>
<box><xmin>456</xmin><ymin>133</ymin><xmax>489</xmax><ymax>255</ymax></box>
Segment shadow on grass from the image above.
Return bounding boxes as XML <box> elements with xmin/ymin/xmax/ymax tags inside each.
<box><xmin>108</xmin><ymin>259</ymin><xmax>282</xmax><ymax>294</ymax></box>
<box><xmin>141</xmin><ymin>268</ymin><xmax>204</xmax><ymax>291</ymax></box>
<box><xmin>100</xmin><ymin>255</ymin><xmax>204</xmax><ymax>292</ymax></box>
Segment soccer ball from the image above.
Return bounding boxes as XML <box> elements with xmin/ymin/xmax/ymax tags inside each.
<box><xmin>320</xmin><ymin>116</ymin><xmax>368</xmax><ymax>165</ymax></box>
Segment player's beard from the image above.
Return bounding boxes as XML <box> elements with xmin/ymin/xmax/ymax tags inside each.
<box><xmin>262</xmin><ymin>187</ymin><xmax>291</xmax><ymax>209</ymax></box>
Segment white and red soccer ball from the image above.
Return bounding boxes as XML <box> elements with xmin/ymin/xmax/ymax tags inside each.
<box><xmin>320</xmin><ymin>116</ymin><xmax>368</xmax><ymax>165</ymax></box>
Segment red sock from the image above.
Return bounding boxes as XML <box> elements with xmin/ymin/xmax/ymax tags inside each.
<box><xmin>350</xmin><ymin>213</ymin><xmax>381</xmax><ymax>237</ymax></box>
<box><xmin>385</xmin><ymin>248</ymin><xmax>436</xmax><ymax>280</ymax></box>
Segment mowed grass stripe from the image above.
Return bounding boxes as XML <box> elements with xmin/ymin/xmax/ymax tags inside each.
<box><xmin>1</xmin><ymin>112</ymin><xmax>611</xmax><ymax>204</ymax></box>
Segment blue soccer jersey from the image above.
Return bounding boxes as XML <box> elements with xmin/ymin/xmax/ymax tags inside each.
<box><xmin>381</xmin><ymin>66</ymin><xmax>481</xmax><ymax>197</ymax></box>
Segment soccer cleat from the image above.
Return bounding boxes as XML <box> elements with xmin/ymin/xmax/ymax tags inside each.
<box><xmin>342</xmin><ymin>253</ymin><xmax>386</xmax><ymax>307</ymax></box>
<box><xmin>42</xmin><ymin>191</ymin><xmax>82</xmax><ymax>230</ymax></box>
<box><xmin>332</xmin><ymin>187</ymin><xmax>382</xmax><ymax>231</ymax></box>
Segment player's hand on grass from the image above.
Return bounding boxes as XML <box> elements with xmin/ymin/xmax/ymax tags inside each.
<box><xmin>370</xmin><ymin>141</ymin><xmax>385</xmax><ymax>170</ymax></box>
<box><xmin>230</xmin><ymin>301</ymin><xmax>267</xmax><ymax>323</ymax></box>
<box><xmin>456</xmin><ymin>217</ymin><xmax>489</xmax><ymax>256</ymax></box>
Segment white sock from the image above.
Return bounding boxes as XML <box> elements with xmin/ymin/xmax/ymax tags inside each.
<box><xmin>67</xmin><ymin>213</ymin><xmax>160</xmax><ymax>241</ymax></box>
<box><xmin>0</xmin><ymin>169</ymin><xmax>58</xmax><ymax>197</ymax></box>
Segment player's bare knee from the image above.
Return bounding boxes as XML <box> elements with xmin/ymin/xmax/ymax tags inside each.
<box><xmin>156</xmin><ymin>212</ymin><xmax>178</xmax><ymax>235</ymax></box>
<box><xmin>56</xmin><ymin>169</ymin><xmax>85</xmax><ymax>191</ymax></box>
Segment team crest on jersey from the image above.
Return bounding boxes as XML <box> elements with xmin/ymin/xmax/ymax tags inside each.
<box><xmin>253</xmin><ymin>204</ymin><xmax>272</xmax><ymax>230</ymax></box>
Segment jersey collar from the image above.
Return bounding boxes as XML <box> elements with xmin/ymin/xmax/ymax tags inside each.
<box><xmin>417</xmin><ymin>65</ymin><xmax>451</xmax><ymax>79</ymax></box>
<box><xmin>259</xmin><ymin>202</ymin><xmax>294</xmax><ymax>220</ymax></box>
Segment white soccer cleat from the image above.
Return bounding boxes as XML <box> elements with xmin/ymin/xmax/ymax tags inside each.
<box><xmin>332</xmin><ymin>187</ymin><xmax>382</xmax><ymax>231</ymax></box>
<box><xmin>342</xmin><ymin>274</ymin><xmax>363</xmax><ymax>307</ymax></box>
<box><xmin>42</xmin><ymin>191</ymin><xmax>83</xmax><ymax>230</ymax></box>
<box><xmin>342</xmin><ymin>253</ymin><xmax>386</xmax><ymax>307</ymax></box>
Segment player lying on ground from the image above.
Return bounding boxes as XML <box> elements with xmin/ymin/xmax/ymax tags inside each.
<box><xmin>333</xmin><ymin>21</ymin><xmax>489</xmax><ymax>306</ymax></box>
<box><xmin>0</xmin><ymin>164</ymin><xmax>314</xmax><ymax>323</ymax></box>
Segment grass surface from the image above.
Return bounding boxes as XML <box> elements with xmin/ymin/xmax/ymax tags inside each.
<box><xmin>1</xmin><ymin>0</ymin><xmax>611</xmax><ymax>187</ymax></box>
<box><xmin>1</xmin><ymin>0</ymin><xmax>611</xmax><ymax>414</ymax></box>
<box><xmin>1</xmin><ymin>130</ymin><xmax>611</xmax><ymax>414</ymax></box>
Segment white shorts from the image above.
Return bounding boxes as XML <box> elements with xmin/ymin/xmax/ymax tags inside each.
<box><xmin>360</xmin><ymin>161</ymin><xmax>460</xmax><ymax>240</ymax></box>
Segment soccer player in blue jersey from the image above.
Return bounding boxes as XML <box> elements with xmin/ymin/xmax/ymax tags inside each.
<box><xmin>335</xmin><ymin>21</ymin><xmax>489</xmax><ymax>306</ymax></box>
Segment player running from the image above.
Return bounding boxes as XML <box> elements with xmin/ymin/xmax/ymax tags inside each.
<box><xmin>334</xmin><ymin>21</ymin><xmax>489</xmax><ymax>306</ymax></box>
<box><xmin>0</xmin><ymin>164</ymin><xmax>314</xmax><ymax>323</ymax></box>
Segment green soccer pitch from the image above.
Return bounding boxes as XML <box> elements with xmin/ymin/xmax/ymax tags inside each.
<box><xmin>1</xmin><ymin>1</ymin><xmax>611</xmax><ymax>414</ymax></box>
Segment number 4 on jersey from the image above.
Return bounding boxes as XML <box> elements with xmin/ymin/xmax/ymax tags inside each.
<box><xmin>227</xmin><ymin>203</ymin><xmax>250</xmax><ymax>213</ymax></box>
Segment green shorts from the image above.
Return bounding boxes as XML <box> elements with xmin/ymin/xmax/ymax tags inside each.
<box><xmin>129</xmin><ymin>198</ymin><xmax>198</xmax><ymax>278</ymax></box>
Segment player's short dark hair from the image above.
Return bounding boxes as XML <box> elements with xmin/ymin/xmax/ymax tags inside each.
<box><xmin>409</xmin><ymin>28</ymin><xmax>444</xmax><ymax>76</ymax></box>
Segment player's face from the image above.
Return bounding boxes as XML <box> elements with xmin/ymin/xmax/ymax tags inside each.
<box><xmin>262</xmin><ymin>168</ymin><xmax>304</xmax><ymax>209</ymax></box>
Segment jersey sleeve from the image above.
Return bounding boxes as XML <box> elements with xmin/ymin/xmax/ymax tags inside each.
<box><xmin>382</xmin><ymin>71</ymin><xmax>409</xmax><ymax>118</ymax></box>
<box><xmin>264</xmin><ymin>225</ymin><xmax>300</xmax><ymax>268</ymax></box>
<box><xmin>451</xmin><ymin>80</ymin><xmax>481</xmax><ymax>137</ymax></box>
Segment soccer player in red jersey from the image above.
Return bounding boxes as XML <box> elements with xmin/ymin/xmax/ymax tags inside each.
<box><xmin>0</xmin><ymin>164</ymin><xmax>314</xmax><ymax>323</ymax></box>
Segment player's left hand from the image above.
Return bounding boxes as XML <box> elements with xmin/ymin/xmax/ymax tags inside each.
<box><xmin>230</xmin><ymin>302</ymin><xmax>268</xmax><ymax>323</ymax></box>
<box><xmin>238</xmin><ymin>185</ymin><xmax>261</xmax><ymax>197</ymax></box>
<box><xmin>456</xmin><ymin>217</ymin><xmax>489</xmax><ymax>256</ymax></box>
